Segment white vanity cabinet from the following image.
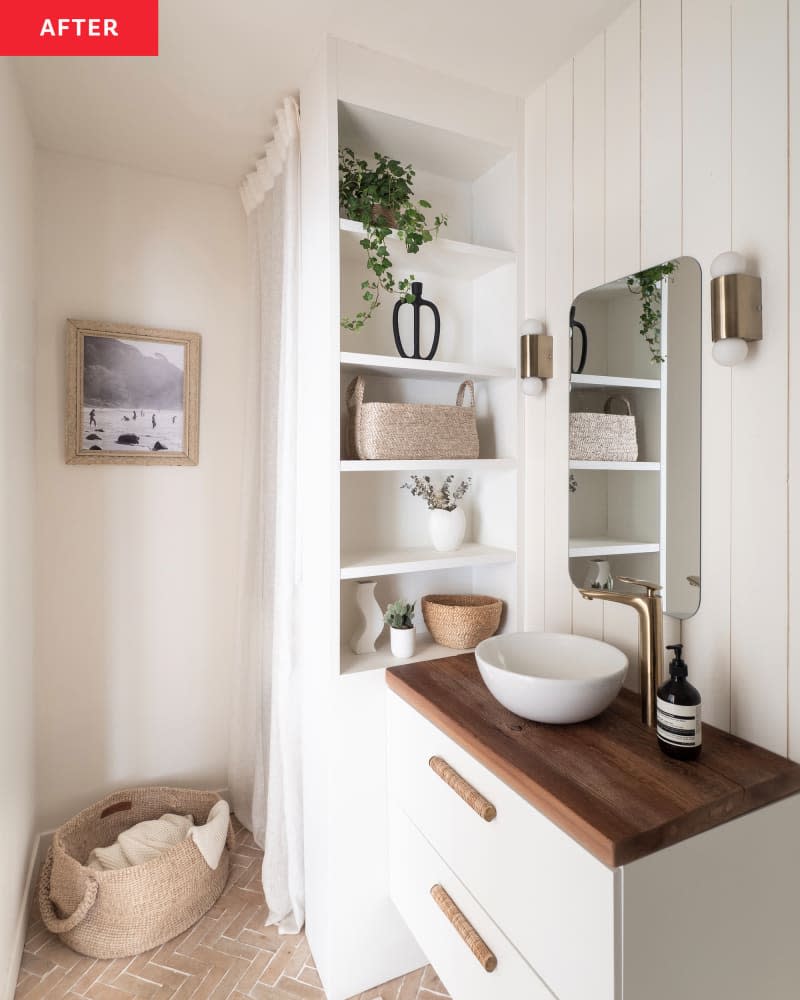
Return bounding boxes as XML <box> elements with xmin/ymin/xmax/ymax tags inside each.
<box><xmin>387</xmin><ymin>677</ymin><xmax>800</xmax><ymax>1000</ymax></box>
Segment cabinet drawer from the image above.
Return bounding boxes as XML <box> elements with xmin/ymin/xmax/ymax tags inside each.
<box><xmin>389</xmin><ymin>803</ymin><xmax>554</xmax><ymax>1000</ymax></box>
<box><xmin>387</xmin><ymin>692</ymin><xmax>617</xmax><ymax>1000</ymax></box>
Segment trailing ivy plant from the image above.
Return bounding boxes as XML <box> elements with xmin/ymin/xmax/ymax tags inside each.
<box><xmin>339</xmin><ymin>147</ymin><xmax>447</xmax><ymax>331</ymax></box>
<box><xmin>626</xmin><ymin>260</ymin><xmax>679</xmax><ymax>364</ymax></box>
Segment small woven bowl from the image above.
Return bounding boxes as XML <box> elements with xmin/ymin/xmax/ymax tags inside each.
<box><xmin>422</xmin><ymin>594</ymin><xmax>503</xmax><ymax>650</ymax></box>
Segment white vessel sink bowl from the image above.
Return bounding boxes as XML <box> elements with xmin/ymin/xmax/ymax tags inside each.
<box><xmin>475</xmin><ymin>632</ymin><xmax>628</xmax><ymax>724</ymax></box>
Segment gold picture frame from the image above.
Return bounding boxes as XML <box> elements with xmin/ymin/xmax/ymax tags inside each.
<box><xmin>66</xmin><ymin>319</ymin><xmax>200</xmax><ymax>465</ymax></box>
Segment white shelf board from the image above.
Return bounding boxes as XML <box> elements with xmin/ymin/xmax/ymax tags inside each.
<box><xmin>340</xmin><ymin>635</ymin><xmax>463</xmax><ymax>676</ymax></box>
<box><xmin>340</xmin><ymin>351</ymin><xmax>514</xmax><ymax>381</ymax></box>
<box><xmin>569</xmin><ymin>460</ymin><xmax>661</xmax><ymax>472</ymax></box>
<box><xmin>340</xmin><ymin>458</ymin><xmax>516</xmax><ymax>472</ymax></box>
<box><xmin>569</xmin><ymin>538</ymin><xmax>661</xmax><ymax>558</ymax></box>
<box><xmin>340</xmin><ymin>218</ymin><xmax>516</xmax><ymax>280</ymax></box>
<box><xmin>571</xmin><ymin>373</ymin><xmax>660</xmax><ymax>390</ymax></box>
<box><xmin>340</xmin><ymin>543</ymin><xmax>516</xmax><ymax>579</ymax></box>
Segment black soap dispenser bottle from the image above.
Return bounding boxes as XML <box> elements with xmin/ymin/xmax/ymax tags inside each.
<box><xmin>656</xmin><ymin>644</ymin><xmax>702</xmax><ymax>760</ymax></box>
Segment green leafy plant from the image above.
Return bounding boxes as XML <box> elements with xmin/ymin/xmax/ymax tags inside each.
<box><xmin>626</xmin><ymin>260</ymin><xmax>679</xmax><ymax>364</ymax></box>
<box><xmin>384</xmin><ymin>600</ymin><xmax>415</xmax><ymax>630</ymax></box>
<box><xmin>339</xmin><ymin>147</ymin><xmax>447</xmax><ymax>331</ymax></box>
<box><xmin>401</xmin><ymin>474</ymin><xmax>472</xmax><ymax>512</ymax></box>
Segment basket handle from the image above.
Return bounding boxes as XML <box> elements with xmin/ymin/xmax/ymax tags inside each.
<box><xmin>38</xmin><ymin>846</ymin><xmax>98</xmax><ymax>935</ymax></box>
<box><xmin>345</xmin><ymin>376</ymin><xmax>365</xmax><ymax>411</ymax></box>
<box><xmin>603</xmin><ymin>395</ymin><xmax>633</xmax><ymax>416</ymax></box>
<box><xmin>456</xmin><ymin>380</ymin><xmax>475</xmax><ymax>408</ymax></box>
<box><xmin>345</xmin><ymin>376</ymin><xmax>366</xmax><ymax>460</ymax></box>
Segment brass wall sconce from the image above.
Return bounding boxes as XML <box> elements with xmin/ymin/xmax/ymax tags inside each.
<box><xmin>520</xmin><ymin>319</ymin><xmax>553</xmax><ymax>396</ymax></box>
<box><xmin>710</xmin><ymin>252</ymin><xmax>762</xmax><ymax>366</ymax></box>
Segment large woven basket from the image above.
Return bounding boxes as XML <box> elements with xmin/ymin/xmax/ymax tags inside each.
<box><xmin>569</xmin><ymin>395</ymin><xmax>638</xmax><ymax>463</ymax></box>
<box><xmin>422</xmin><ymin>594</ymin><xmax>503</xmax><ymax>649</ymax></box>
<box><xmin>38</xmin><ymin>786</ymin><xmax>233</xmax><ymax>959</ymax></box>
<box><xmin>346</xmin><ymin>375</ymin><xmax>479</xmax><ymax>460</ymax></box>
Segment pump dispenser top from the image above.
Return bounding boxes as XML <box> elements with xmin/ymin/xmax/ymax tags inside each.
<box><xmin>666</xmin><ymin>644</ymin><xmax>688</xmax><ymax>679</ymax></box>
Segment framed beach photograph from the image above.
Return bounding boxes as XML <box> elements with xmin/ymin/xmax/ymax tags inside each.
<box><xmin>66</xmin><ymin>319</ymin><xmax>201</xmax><ymax>465</ymax></box>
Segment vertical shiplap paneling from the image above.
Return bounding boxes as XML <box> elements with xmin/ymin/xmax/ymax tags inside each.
<box><xmin>789</xmin><ymin>0</ymin><xmax>800</xmax><ymax>761</ymax></box>
<box><xmin>680</xmin><ymin>0</ymin><xmax>734</xmax><ymax>730</ymax></box>
<box><xmin>602</xmin><ymin>3</ymin><xmax>643</xmax><ymax>669</ymax></box>
<box><xmin>523</xmin><ymin>86</ymin><xmax>548</xmax><ymax>632</ymax></box>
<box><xmin>604</xmin><ymin>3</ymin><xmax>641</xmax><ymax>282</ymax></box>
<box><xmin>543</xmin><ymin>61</ymin><xmax>575</xmax><ymax>633</ymax></box>
<box><xmin>640</xmin><ymin>0</ymin><xmax>683</xmax><ymax>267</ymax></box>
<box><xmin>573</xmin><ymin>35</ymin><xmax>606</xmax><ymax>290</ymax></box>
<box><xmin>572</xmin><ymin>34</ymin><xmax>606</xmax><ymax>640</ymax></box>
<box><xmin>730</xmin><ymin>0</ymin><xmax>789</xmax><ymax>753</ymax></box>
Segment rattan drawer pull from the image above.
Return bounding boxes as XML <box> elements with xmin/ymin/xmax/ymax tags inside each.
<box><xmin>430</xmin><ymin>884</ymin><xmax>497</xmax><ymax>972</ymax></box>
<box><xmin>429</xmin><ymin>756</ymin><xmax>497</xmax><ymax>821</ymax></box>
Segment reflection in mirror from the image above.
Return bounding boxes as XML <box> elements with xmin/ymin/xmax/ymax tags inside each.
<box><xmin>568</xmin><ymin>258</ymin><xmax>701</xmax><ymax>619</ymax></box>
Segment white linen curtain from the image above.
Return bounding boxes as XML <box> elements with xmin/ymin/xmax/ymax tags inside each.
<box><xmin>229</xmin><ymin>96</ymin><xmax>304</xmax><ymax>933</ymax></box>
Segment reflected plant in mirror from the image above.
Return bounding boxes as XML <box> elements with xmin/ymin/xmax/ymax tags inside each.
<box><xmin>568</xmin><ymin>257</ymin><xmax>701</xmax><ymax>620</ymax></box>
<box><xmin>626</xmin><ymin>260</ymin><xmax>678</xmax><ymax>364</ymax></box>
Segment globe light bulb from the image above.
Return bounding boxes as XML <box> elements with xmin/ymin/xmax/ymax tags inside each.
<box><xmin>521</xmin><ymin>376</ymin><xmax>545</xmax><ymax>396</ymax></box>
<box><xmin>710</xmin><ymin>251</ymin><xmax>747</xmax><ymax>278</ymax></box>
<box><xmin>712</xmin><ymin>337</ymin><xmax>749</xmax><ymax>367</ymax></box>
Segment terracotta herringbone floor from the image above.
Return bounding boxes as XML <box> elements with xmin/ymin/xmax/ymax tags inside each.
<box><xmin>15</xmin><ymin>820</ymin><xmax>449</xmax><ymax>1000</ymax></box>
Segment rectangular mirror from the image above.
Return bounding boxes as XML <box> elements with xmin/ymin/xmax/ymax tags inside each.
<box><xmin>568</xmin><ymin>257</ymin><xmax>701</xmax><ymax>619</ymax></box>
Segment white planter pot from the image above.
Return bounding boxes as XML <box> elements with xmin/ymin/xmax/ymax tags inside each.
<box><xmin>429</xmin><ymin>507</ymin><xmax>466</xmax><ymax>552</ymax></box>
<box><xmin>584</xmin><ymin>559</ymin><xmax>614</xmax><ymax>591</ymax></box>
<box><xmin>350</xmin><ymin>580</ymin><xmax>384</xmax><ymax>654</ymax></box>
<box><xmin>390</xmin><ymin>625</ymin><xmax>416</xmax><ymax>658</ymax></box>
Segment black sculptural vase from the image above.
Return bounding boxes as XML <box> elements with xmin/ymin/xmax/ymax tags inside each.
<box><xmin>392</xmin><ymin>281</ymin><xmax>441</xmax><ymax>360</ymax></box>
<box><xmin>569</xmin><ymin>304</ymin><xmax>588</xmax><ymax>375</ymax></box>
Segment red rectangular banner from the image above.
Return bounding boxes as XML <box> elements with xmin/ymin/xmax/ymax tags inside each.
<box><xmin>1</xmin><ymin>0</ymin><xmax>158</xmax><ymax>55</ymax></box>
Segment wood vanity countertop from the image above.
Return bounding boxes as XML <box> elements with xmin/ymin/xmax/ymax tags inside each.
<box><xmin>386</xmin><ymin>653</ymin><xmax>800</xmax><ymax>868</ymax></box>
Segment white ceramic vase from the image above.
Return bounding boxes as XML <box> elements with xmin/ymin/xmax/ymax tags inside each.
<box><xmin>584</xmin><ymin>559</ymin><xmax>614</xmax><ymax>591</ymax></box>
<box><xmin>390</xmin><ymin>625</ymin><xmax>416</xmax><ymax>658</ymax></box>
<box><xmin>350</xmin><ymin>580</ymin><xmax>384</xmax><ymax>654</ymax></box>
<box><xmin>429</xmin><ymin>506</ymin><xmax>466</xmax><ymax>552</ymax></box>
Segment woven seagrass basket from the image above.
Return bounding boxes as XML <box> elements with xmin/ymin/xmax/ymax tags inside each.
<box><xmin>38</xmin><ymin>786</ymin><xmax>233</xmax><ymax>959</ymax></box>
<box><xmin>346</xmin><ymin>375</ymin><xmax>479</xmax><ymax>461</ymax></box>
<box><xmin>422</xmin><ymin>594</ymin><xmax>503</xmax><ymax>649</ymax></box>
<box><xmin>569</xmin><ymin>395</ymin><xmax>638</xmax><ymax>463</ymax></box>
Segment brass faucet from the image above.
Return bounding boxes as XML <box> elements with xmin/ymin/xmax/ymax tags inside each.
<box><xmin>578</xmin><ymin>576</ymin><xmax>664</xmax><ymax>727</ymax></box>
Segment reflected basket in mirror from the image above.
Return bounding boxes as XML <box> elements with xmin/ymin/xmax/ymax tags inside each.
<box><xmin>569</xmin><ymin>395</ymin><xmax>638</xmax><ymax>463</ymax></box>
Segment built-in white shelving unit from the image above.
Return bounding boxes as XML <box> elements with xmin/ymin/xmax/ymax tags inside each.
<box><xmin>340</xmin><ymin>543</ymin><xmax>516</xmax><ymax>579</ymax></box>
<box><xmin>340</xmin><ymin>350</ymin><xmax>514</xmax><ymax>381</ymax></box>
<box><xmin>340</xmin><ymin>635</ymin><xmax>470</xmax><ymax>676</ymax></box>
<box><xmin>339</xmin><ymin>218</ymin><xmax>515</xmax><ymax>280</ymax></box>
<box><xmin>341</xmin><ymin>458</ymin><xmax>515</xmax><ymax>472</ymax></box>
<box><xmin>299</xmin><ymin>39</ymin><xmax>522</xmax><ymax>1000</ymax></box>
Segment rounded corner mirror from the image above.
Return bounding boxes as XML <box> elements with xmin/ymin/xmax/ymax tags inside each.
<box><xmin>568</xmin><ymin>257</ymin><xmax>701</xmax><ymax>620</ymax></box>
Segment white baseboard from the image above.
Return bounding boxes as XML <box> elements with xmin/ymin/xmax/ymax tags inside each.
<box><xmin>4</xmin><ymin>832</ymin><xmax>42</xmax><ymax>1000</ymax></box>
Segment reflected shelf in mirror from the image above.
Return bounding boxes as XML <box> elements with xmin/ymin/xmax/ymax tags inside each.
<box><xmin>568</xmin><ymin>256</ymin><xmax>702</xmax><ymax>619</ymax></box>
<box><xmin>571</xmin><ymin>373</ymin><xmax>660</xmax><ymax>391</ymax></box>
<box><xmin>569</xmin><ymin>460</ymin><xmax>660</xmax><ymax>472</ymax></box>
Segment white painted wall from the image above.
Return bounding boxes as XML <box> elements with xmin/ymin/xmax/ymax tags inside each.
<box><xmin>524</xmin><ymin>0</ymin><xmax>797</xmax><ymax>756</ymax></box>
<box><xmin>35</xmin><ymin>152</ymin><xmax>249</xmax><ymax>829</ymax></box>
<box><xmin>0</xmin><ymin>59</ymin><xmax>36</xmax><ymax>997</ymax></box>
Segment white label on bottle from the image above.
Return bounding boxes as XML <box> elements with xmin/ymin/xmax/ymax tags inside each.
<box><xmin>657</xmin><ymin>698</ymin><xmax>702</xmax><ymax>747</ymax></box>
